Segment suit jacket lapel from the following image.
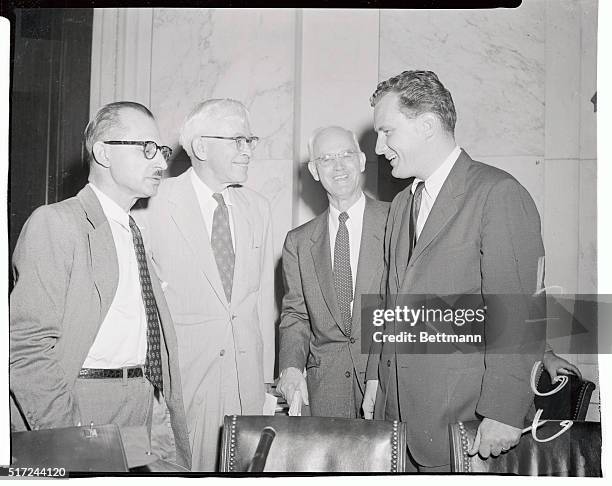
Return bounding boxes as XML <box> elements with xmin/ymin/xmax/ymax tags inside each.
<box><xmin>353</xmin><ymin>197</ymin><xmax>383</xmax><ymax>331</ymax></box>
<box><xmin>310</xmin><ymin>212</ymin><xmax>343</xmax><ymax>331</ymax></box>
<box><xmin>228</xmin><ymin>187</ymin><xmax>251</xmax><ymax>303</ymax></box>
<box><xmin>390</xmin><ymin>189</ymin><xmax>410</xmax><ymax>293</ymax></box>
<box><xmin>167</xmin><ymin>173</ymin><xmax>228</xmax><ymax>307</ymax></box>
<box><xmin>409</xmin><ymin>151</ymin><xmax>469</xmax><ymax>266</ymax></box>
<box><xmin>78</xmin><ymin>186</ymin><xmax>119</xmax><ymax>322</ymax></box>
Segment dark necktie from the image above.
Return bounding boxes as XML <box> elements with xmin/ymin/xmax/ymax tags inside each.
<box><xmin>333</xmin><ymin>211</ymin><xmax>353</xmax><ymax>336</ymax></box>
<box><xmin>211</xmin><ymin>192</ymin><xmax>235</xmax><ymax>302</ymax></box>
<box><xmin>128</xmin><ymin>216</ymin><xmax>163</xmax><ymax>392</ymax></box>
<box><xmin>396</xmin><ymin>180</ymin><xmax>425</xmax><ymax>271</ymax></box>
<box><xmin>410</xmin><ymin>181</ymin><xmax>425</xmax><ymax>253</ymax></box>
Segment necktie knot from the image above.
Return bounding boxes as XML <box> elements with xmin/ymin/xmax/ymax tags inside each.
<box><xmin>413</xmin><ymin>180</ymin><xmax>425</xmax><ymax>199</ymax></box>
<box><xmin>339</xmin><ymin>211</ymin><xmax>349</xmax><ymax>225</ymax></box>
<box><xmin>128</xmin><ymin>214</ymin><xmax>138</xmax><ymax>232</ymax></box>
<box><xmin>212</xmin><ymin>192</ymin><xmax>226</xmax><ymax>207</ymax></box>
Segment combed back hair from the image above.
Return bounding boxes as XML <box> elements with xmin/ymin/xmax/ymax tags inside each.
<box><xmin>370</xmin><ymin>70</ymin><xmax>457</xmax><ymax>134</ymax></box>
<box><xmin>83</xmin><ymin>101</ymin><xmax>154</xmax><ymax>165</ymax></box>
<box><xmin>180</xmin><ymin>98</ymin><xmax>249</xmax><ymax>159</ymax></box>
<box><xmin>308</xmin><ymin>126</ymin><xmax>361</xmax><ymax>161</ymax></box>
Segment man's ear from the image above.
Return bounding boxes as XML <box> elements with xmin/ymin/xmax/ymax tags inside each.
<box><xmin>92</xmin><ymin>141</ymin><xmax>110</xmax><ymax>168</ymax></box>
<box><xmin>419</xmin><ymin>112</ymin><xmax>439</xmax><ymax>139</ymax></box>
<box><xmin>358</xmin><ymin>152</ymin><xmax>366</xmax><ymax>173</ymax></box>
<box><xmin>192</xmin><ymin>136</ymin><xmax>207</xmax><ymax>161</ymax></box>
<box><xmin>308</xmin><ymin>161</ymin><xmax>320</xmax><ymax>181</ymax></box>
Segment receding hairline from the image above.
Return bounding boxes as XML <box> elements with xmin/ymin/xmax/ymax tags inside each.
<box><xmin>309</xmin><ymin>126</ymin><xmax>360</xmax><ymax>160</ymax></box>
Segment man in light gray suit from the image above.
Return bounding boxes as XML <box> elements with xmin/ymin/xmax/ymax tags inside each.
<box><xmin>135</xmin><ymin>99</ymin><xmax>275</xmax><ymax>471</ymax></box>
<box><xmin>10</xmin><ymin>101</ymin><xmax>191</xmax><ymax>469</ymax></box>
<box><xmin>277</xmin><ymin>126</ymin><xmax>389</xmax><ymax>418</ymax></box>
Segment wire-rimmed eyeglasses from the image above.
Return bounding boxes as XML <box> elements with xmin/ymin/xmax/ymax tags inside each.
<box><xmin>103</xmin><ymin>140</ymin><xmax>173</xmax><ymax>161</ymax></box>
<box><xmin>311</xmin><ymin>150</ymin><xmax>362</xmax><ymax>167</ymax></box>
<box><xmin>199</xmin><ymin>135</ymin><xmax>259</xmax><ymax>151</ymax></box>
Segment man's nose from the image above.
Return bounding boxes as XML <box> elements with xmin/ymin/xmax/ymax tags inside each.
<box><xmin>155</xmin><ymin>150</ymin><xmax>168</xmax><ymax>171</ymax></box>
<box><xmin>240</xmin><ymin>143</ymin><xmax>252</xmax><ymax>158</ymax></box>
<box><xmin>375</xmin><ymin>133</ymin><xmax>386</xmax><ymax>155</ymax></box>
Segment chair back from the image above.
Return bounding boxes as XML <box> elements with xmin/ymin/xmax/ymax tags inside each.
<box><xmin>220</xmin><ymin>415</ymin><xmax>407</xmax><ymax>472</ymax></box>
<box><xmin>534</xmin><ymin>366</ymin><xmax>595</xmax><ymax>420</ymax></box>
<box><xmin>449</xmin><ymin>420</ymin><xmax>601</xmax><ymax>476</ymax></box>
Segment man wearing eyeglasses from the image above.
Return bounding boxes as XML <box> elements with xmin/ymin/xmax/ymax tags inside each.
<box><xmin>9</xmin><ymin>101</ymin><xmax>191</xmax><ymax>469</ymax></box>
<box><xmin>135</xmin><ymin>98</ymin><xmax>274</xmax><ymax>471</ymax></box>
<box><xmin>276</xmin><ymin>126</ymin><xmax>389</xmax><ymax>418</ymax></box>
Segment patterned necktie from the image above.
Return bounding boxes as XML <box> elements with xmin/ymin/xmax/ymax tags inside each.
<box><xmin>128</xmin><ymin>216</ymin><xmax>163</xmax><ymax>392</ymax></box>
<box><xmin>410</xmin><ymin>181</ymin><xmax>425</xmax><ymax>253</ymax></box>
<box><xmin>333</xmin><ymin>211</ymin><xmax>353</xmax><ymax>336</ymax></box>
<box><xmin>211</xmin><ymin>193</ymin><xmax>235</xmax><ymax>302</ymax></box>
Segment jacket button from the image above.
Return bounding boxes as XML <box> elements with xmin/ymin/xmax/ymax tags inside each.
<box><xmin>387</xmin><ymin>360</ymin><xmax>391</xmax><ymax>367</ymax></box>
<box><xmin>345</xmin><ymin>371</ymin><xmax>351</xmax><ymax>378</ymax></box>
<box><xmin>349</xmin><ymin>337</ymin><xmax>356</xmax><ymax>344</ymax></box>
<box><xmin>231</xmin><ymin>314</ymin><xmax>237</xmax><ymax>320</ymax></box>
<box><xmin>220</xmin><ymin>349</ymin><xmax>225</xmax><ymax>356</ymax></box>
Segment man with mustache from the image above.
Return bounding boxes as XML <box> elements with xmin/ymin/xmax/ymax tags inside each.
<box><xmin>277</xmin><ymin>126</ymin><xmax>389</xmax><ymax>418</ymax></box>
<box><xmin>10</xmin><ymin>102</ymin><xmax>191</xmax><ymax>468</ymax></box>
<box><xmin>364</xmin><ymin>70</ymin><xmax>546</xmax><ymax>471</ymax></box>
<box><xmin>136</xmin><ymin>99</ymin><xmax>275</xmax><ymax>471</ymax></box>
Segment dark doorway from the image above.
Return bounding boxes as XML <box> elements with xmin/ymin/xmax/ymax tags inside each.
<box><xmin>9</xmin><ymin>8</ymin><xmax>93</xmax><ymax>264</ymax></box>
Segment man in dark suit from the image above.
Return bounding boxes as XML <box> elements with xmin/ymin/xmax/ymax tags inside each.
<box><xmin>277</xmin><ymin>126</ymin><xmax>389</xmax><ymax>418</ymax></box>
<box><xmin>363</xmin><ymin>71</ymin><xmax>545</xmax><ymax>471</ymax></box>
<box><xmin>10</xmin><ymin>101</ymin><xmax>191</xmax><ymax>468</ymax></box>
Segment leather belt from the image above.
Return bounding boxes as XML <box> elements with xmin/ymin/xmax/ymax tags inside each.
<box><xmin>78</xmin><ymin>367</ymin><xmax>144</xmax><ymax>379</ymax></box>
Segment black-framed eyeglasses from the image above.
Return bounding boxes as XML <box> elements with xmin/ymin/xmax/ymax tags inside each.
<box><xmin>103</xmin><ymin>140</ymin><xmax>173</xmax><ymax>161</ymax></box>
<box><xmin>199</xmin><ymin>135</ymin><xmax>259</xmax><ymax>151</ymax></box>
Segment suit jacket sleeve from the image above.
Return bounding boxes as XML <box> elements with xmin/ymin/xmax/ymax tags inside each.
<box><xmin>258</xmin><ymin>201</ymin><xmax>276</xmax><ymax>383</ymax></box>
<box><xmin>278</xmin><ymin>231</ymin><xmax>310</xmax><ymax>373</ymax></box>
<box><xmin>476</xmin><ymin>178</ymin><xmax>546</xmax><ymax>428</ymax></box>
<box><xmin>9</xmin><ymin>206</ymin><xmax>81</xmax><ymax>429</ymax></box>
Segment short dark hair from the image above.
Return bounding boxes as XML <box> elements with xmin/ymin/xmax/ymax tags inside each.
<box><xmin>83</xmin><ymin>101</ymin><xmax>154</xmax><ymax>165</ymax></box>
<box><xmin>370</xmin><ymin>70</ymin><xmax>457</xmax><ymax>134</ymax></box>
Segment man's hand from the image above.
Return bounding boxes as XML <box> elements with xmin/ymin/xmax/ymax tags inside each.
<box><xmin>276</xmin><ymin>367</ymin><xmax>309</xmax><ymax>406</ymax></box>
<box><xmin>468</xmin><ymin>418</ymin><xmax>522</xmax><ymax>458</ymax></box>
<box><xmin>362</xmin><ymin>379</ymin><xmax>378</xmax><ymax>419</ymax></box>
<box><xmin>543</xmin><ymin>350</ymin><xmax>582</xmax><ymax>381</ymax></box>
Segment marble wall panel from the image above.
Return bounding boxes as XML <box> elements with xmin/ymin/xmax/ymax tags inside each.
<box><xmin>543</xmin><ymin>158</ymin><xmax>580</xmax><ymax>294</ymax></box>
<box><xmin>379</xmin><ymin>3</ymin><xmax>545</xmax><ymax>157</ymax></box>
<box><xmin>580</xmin><ymin>0</ymin><xmax>597</xmax><ymax>160</ymax></box>
<box><xmin>242</xmin><ymin>159</ymin><xmax>294</xmax><ymax>263</ymax></box>
<box><xmin>578</xmin><ymin>159</ymin><xmax>597</xmax><ymax>294</ymax></box>
<box><xmin>544</xmin><ymin>0</ymin><xmax>581</xmax><ymax>160</ymax></box>
<box><xmin>150</xmin><ymin>9</ymin><xmax>295</xmax><ymax>160</ymax></box>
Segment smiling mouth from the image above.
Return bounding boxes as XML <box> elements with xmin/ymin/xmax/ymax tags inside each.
<box><xmin>333</xmin><ymin>174</ymin><xmax>349</xmax><ymax>181</ymax></box>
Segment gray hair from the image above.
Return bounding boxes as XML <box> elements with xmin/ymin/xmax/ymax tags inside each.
<box><xmin>179</xmin><ymin>99</ymin><xmax>249</xmax><ymax>159</ymax></box>
<box><xmin>308</xmin><ymin>126</ymin><xmax>361</xmax><ymax>161</ymax></box>
<box><xmin>83</xmin><ymin>101</ymin><xmax>154</xmax><ymax>166</ymax></box>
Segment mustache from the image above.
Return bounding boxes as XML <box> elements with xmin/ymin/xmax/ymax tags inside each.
<box><xmin>152</xmin><ymin>169</ymin><xmax>163</xmax><ymax>177</ymax></box>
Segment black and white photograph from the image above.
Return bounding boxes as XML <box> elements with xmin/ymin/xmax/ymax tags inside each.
<box><xmin>0</xmin><ymin>0</ymin><xmax>610</xmax><ymax>478</ymax></box>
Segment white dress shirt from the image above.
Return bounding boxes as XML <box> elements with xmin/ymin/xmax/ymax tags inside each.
<box><xmin>189</xmin><ymin>167</ymin><xmax>236</xmax><ymax>247</ymax></box>
<box><xmin>82</xmin><ymin>183</ymin><xmax>147</xmax><ymax>368</ymax></box>
<box><xmin>328</xmin><ymin>192</ymin><xmax>366</xmax><ymax>295</ymax></box>
<box><xmin>412</xmin><ymin>146</ymin><xmax>462</xmax><ymax>240</ymax></box>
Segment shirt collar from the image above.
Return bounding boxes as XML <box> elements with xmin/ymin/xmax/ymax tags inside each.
<box><xmin>88</xmin><ymin>183</ymin><xmax>131</xmax><ymax>231</ymax></box>
<box><xmin>329</xmin><ymin>191</ymin><xmax>366</xmax><ymax>223</ymax></box>
<box><xmin>412</xmin><ymin>145</ymin><xmax>461</xmax><ymax>199</ymax></box>
<box><xmin>189</xmin><ymin>167</ymin><xmax>233</xmax><ymax>206</ymax></box>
